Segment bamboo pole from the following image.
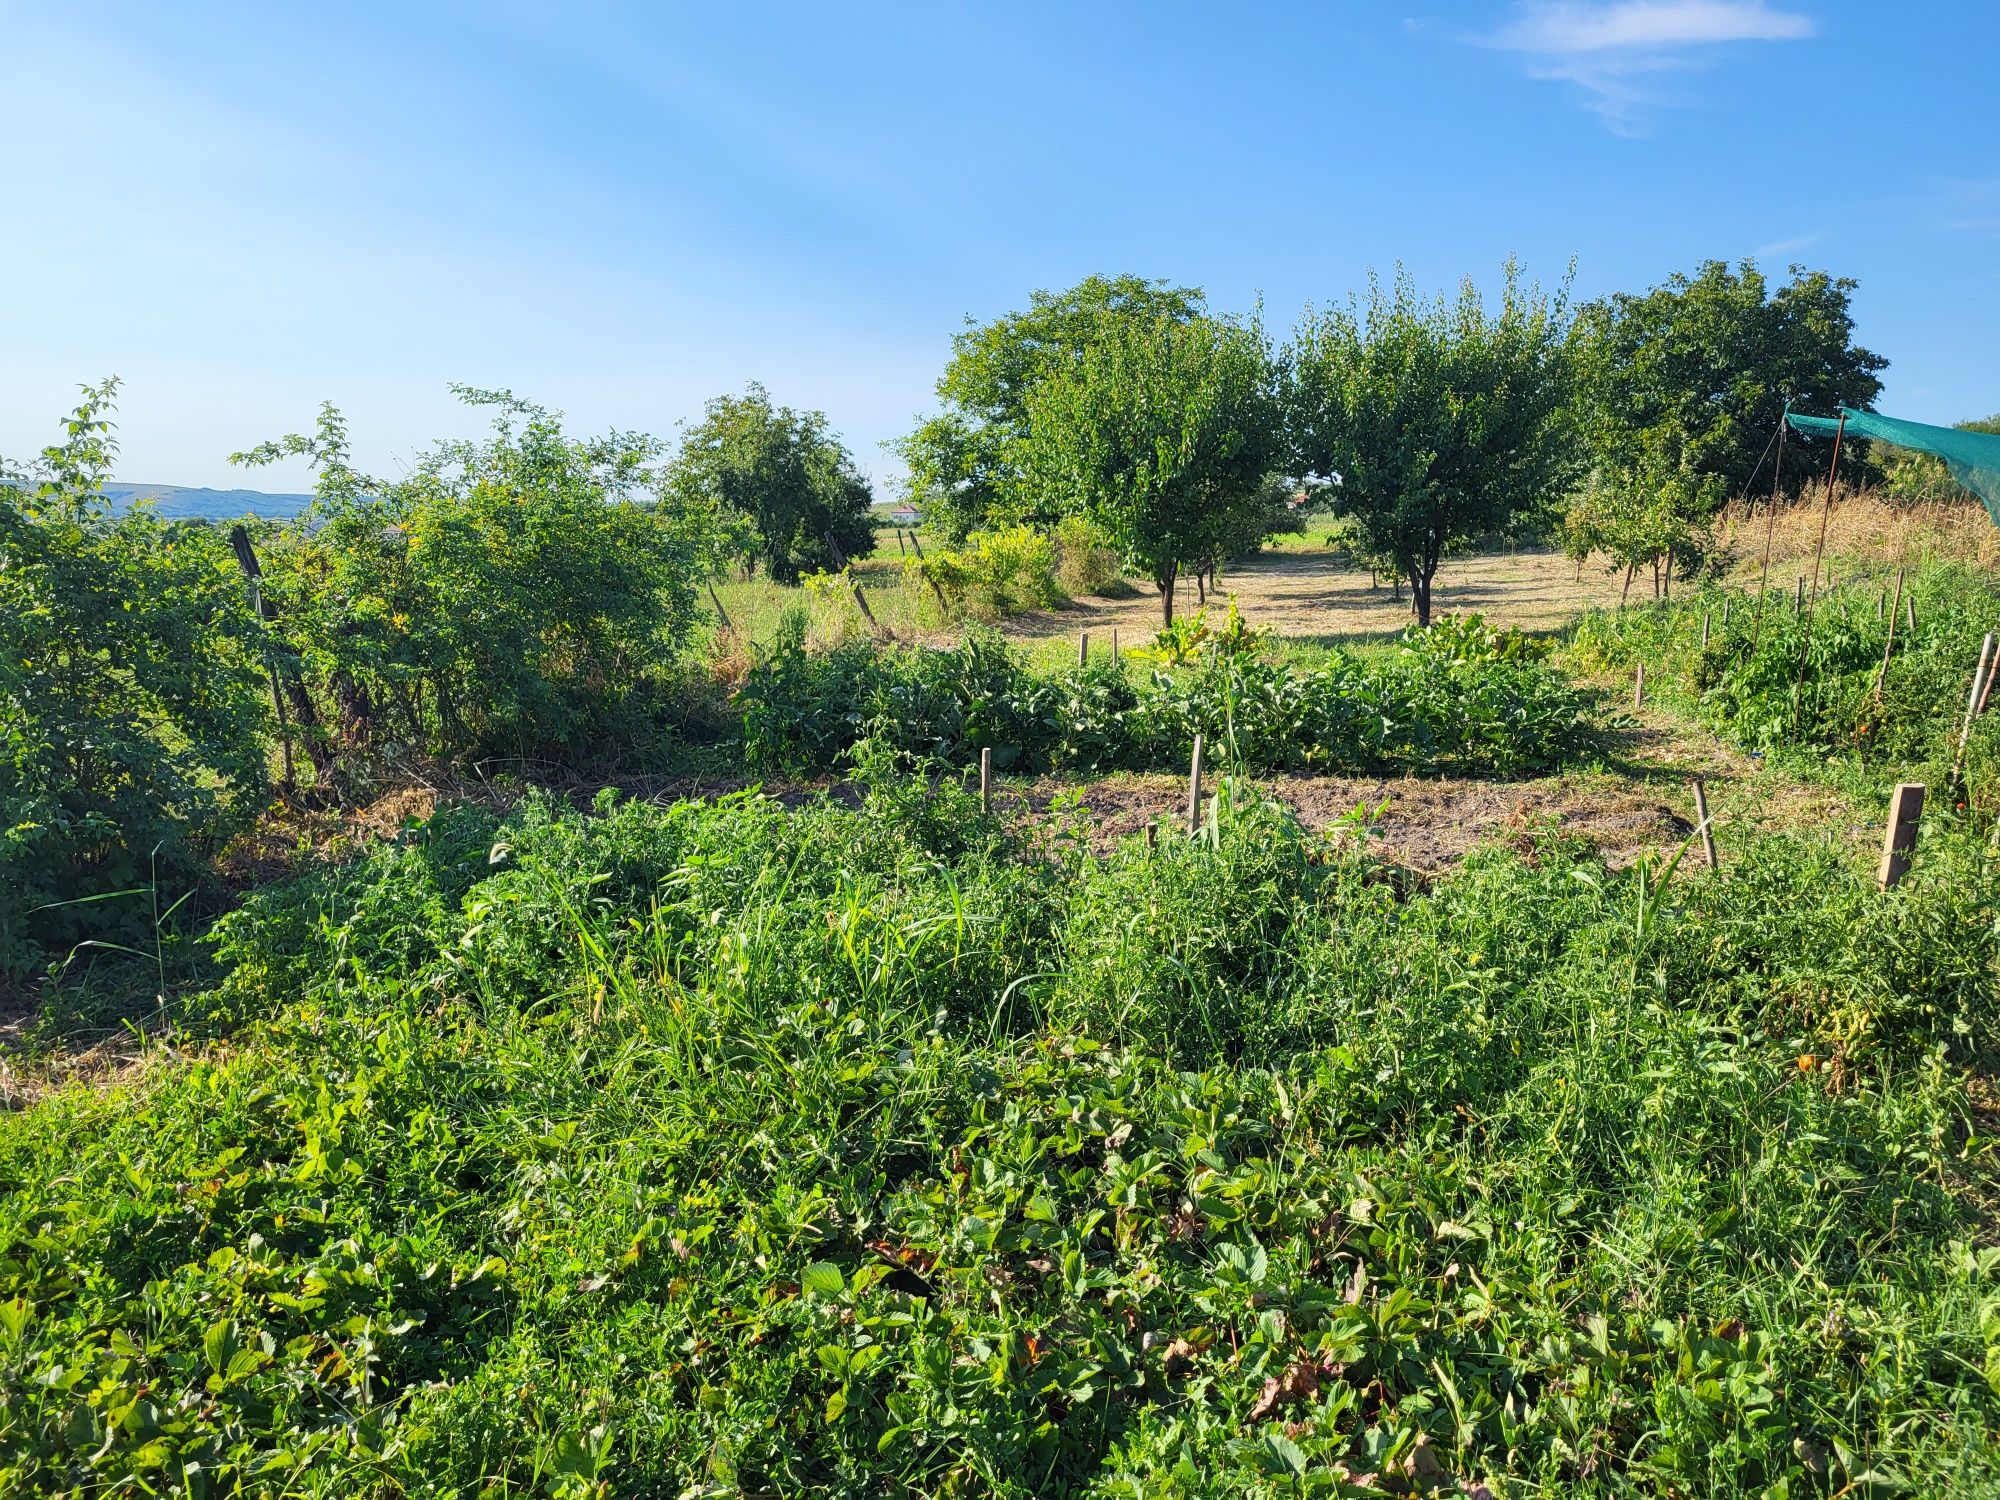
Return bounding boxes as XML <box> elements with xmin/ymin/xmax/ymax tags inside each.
<box><xmin>1791</xmin><ymin>411</ymin><xmax>1848</xmax><ymax>732</ymax></box>
<box><xmin>1750</xmin><ymin>409</ymin><xmax>1789</xmax><ymax>651</ymax></box>
<box><xmin>1875</xmin><ymin>566</ymin><xmax>1906</xmax><ymax>700</ymax></box>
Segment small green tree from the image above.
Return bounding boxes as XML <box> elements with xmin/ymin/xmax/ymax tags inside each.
<box><xmin>665</xmin><ymin>384</ymin><xmax>874</xmax><ymax>583</ymax></box>
<box><xmin>896</xmin><ymin>275</ymin><xmax>1205</xmax><ymax>540</ymax></box>
<box><xmin>1288</xmin><ymin>263</ymin><xmax>1577</xmax><ymax>626</ymax></box>
<box><xmin>1564</xmin><ymin>446</ymin><xmax>1723</xmax><ymax>606</ymax></box>
<box><xmin>1018</xmin><ymin>312</ymin><xmax>1281</xmax><ymax>625</ymax></box>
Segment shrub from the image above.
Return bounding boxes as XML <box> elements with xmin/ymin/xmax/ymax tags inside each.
<box><xmin>903</xmin><ymin>524</ymin><xmax>1065</xmax><ymax>621</ymax></box>
<box><xmin>0</xmin><ymin>382</ymin><xmax>269</xmax><ymax>973</ymax></box>
<box><xmin>240</xmin><ymin>389</ymin><xmax>723</xmax><ymax>766</ymax></box>
<box><xmin>1053</xmin><ymin>515</ymin><xmax>1123</xmax><ymax>595</ymax></box>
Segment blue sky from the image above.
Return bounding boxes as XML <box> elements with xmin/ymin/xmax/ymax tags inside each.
<box><xmin>2</xmin><ymin>1</ymin><xmax>1994</xmax><ymax>494</ymax></box>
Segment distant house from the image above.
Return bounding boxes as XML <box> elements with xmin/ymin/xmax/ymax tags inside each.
<box><xmin>887</xmin><ymin>505</ymin><xmax>921</xmax><ymax>526</ymax></box>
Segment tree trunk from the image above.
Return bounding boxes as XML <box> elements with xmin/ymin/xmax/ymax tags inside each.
<box><xmin>1411</xmin><ymin>570</ymin><xmax>1433</xmax><ymax>627</ymax></box>
<box><xmin>1159</xmin><ymin>572</ymin><xmax>1176</xmax><ymax>627</ymax></box>
<box><xmin>1194</xmin><ymin>568</ymin><xmax>1206</xmax><ymax>605</ymax></box>
<box><xmin>1663</xmin><ymin>547</ymin><xmax>1674</xmax><ymax>599</ymax></box>
<box><xmin>1619</xmin><ymin>562</ymin><xmax>1635</xmax><ymax>608</ymax></box>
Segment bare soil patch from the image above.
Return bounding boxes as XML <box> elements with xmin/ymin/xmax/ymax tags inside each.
<box><xmin>999</xmin><ymin>547</ymin><xmax>1632</xmax><ymax>647</ymax></box>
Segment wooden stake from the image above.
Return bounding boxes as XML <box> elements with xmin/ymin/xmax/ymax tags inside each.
<box><xmin>1953</xmin><ymin>633</ymin><xmax>1997</xmax><ymax>786</ymax></box>
<box><xmin>1722</xmin><ymin>597</ymin><xmax>1731</xmax><ymax>629</ymax></box>
<box><xmin>1876</xmin><ymin>589</ymin><xmax>1884</xmax><ymax>622</ymax></box>
<box><xmin>1186</xmin><ymin>734</ymin><xmax>1205</xmax><ymax>835</ymax></box>
<box><xmin>896</xmin><ymin>529</ymin><xmax>906</xmax><ymax>556</ymax></box>
<box><xmin>823</xmin><ymin>532</ymin><xmax>880</xmax><ymax>634</ymax></box>
<box><xmin>1700</xmin><ymin>610</ymin><xmax>1711</xmax><ymax>649</ymax></box>
<box><xmin>1794</xmin><ymin>577</ymin><xmax>1805</xmax><ymax>615</ymax></box>
<box><xmin>706</xmin><ymin>580</ymin><xmax>734</xmax><ymax>631</ymax></box>
<box><xmin>979</xmin><ymin>747</ymin><xmax>991</xmax><ymax>815</ymax></box>
<box><xmin>1145</xmin><ymin>823</ymin><xmax>1158</xmax><ymax>851</ymax></box>
<box><xmin>1110</xmin><ymin>628</ymin><xmax>1119</xmax><ymax>662</ymax></box>
<box><xmin>1078</xmin><ymin>633</ymin><xmax>1089</xmax><ymax>667</ymax></box>
<box><xmin>1875</xmin><ymin>566</ymin><xmax>1906</xmax><ymax>699</ymax></box>
<box><xmin>1906</xmin><ymin>596</ymin><xmax>1917</xmax><ymax>635</ymax></box>
<box><xmin>1633</xmin><ymin>663</ymin><xmax>1645</xmax><ymax>708</ymax></box>
<box><xmin>1692</xmin><ymin>778</ymin><xmax>1719</xmax><ymax>871</ymax></box>
<box><xmin>1877</xmin><ymin>782</ymin><xmax>1925</xmax><ymax>890</ymax></box>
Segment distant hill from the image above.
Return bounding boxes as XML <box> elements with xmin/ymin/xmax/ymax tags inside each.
<box><xmin>103</xmin><ymin>482</ymin><xmax>313</xmax><ymax>521</ymax></box>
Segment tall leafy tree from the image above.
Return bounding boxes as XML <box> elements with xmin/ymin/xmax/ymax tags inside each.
<box><xmin>664</xmin><ymin>384</ymin><xmax>875</xmax><ymax>584</ymax></box>
<box><xmin>1288</xmin><ymin>263</ymin><xmax>1578</xmax><ymax>626</ymax></box>
<box><xmin>1018</xmin><ymin>312</ymin><xmax>1281</xmax><ymax>625</ymax></box>
<box><xmin>896</xmin><ymin>275</ymin><xmax>1204</xmax><ymax>540</ymax></box>
<box><xmin>1574</xmin><ymin>259</ymin><xmax>1887</xmax><ymax>497</ymax></box>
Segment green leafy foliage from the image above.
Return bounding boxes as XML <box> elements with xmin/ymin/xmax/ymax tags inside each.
<box><xmin>1570</xmin><ymin>563</ymin><xmax>2000</xmax><ymax>769</ymax></box>
<box><xmin>1573</xmin><ymin>259</ymin><xmax>1887</xmax><ymax>499</ymax></box>
<box><xmin>0</xmin><ymin>382</ymin><xmax>269</xmax><ymax>972</ymax></box>
<box><xmin>903</xmin><ymin>524</ymin><xmax>1067</xmax><ymax>621</ymax></box>
<box><xmin>740</xmin><ymin>612</ymin><xmax>1597</xmax><ymax>778</ymax></box>
<box><xmin>237</xmin><ymin>389</ymin><xmax>719</xmax><ymax>765</ymax></box>
<box><xmin>1288</xmin><ymin>262</ymin><xmax>1577</xmax><ymax>625</ymax></box>
<box><xmin>1019</xmin><ymin>311</ymin><xmax>1283</xmax><ymax>624</ymax></box>
<box><xmin>896</xmin><ymin>275</ymin><xmax>1207</xmax><ymax>541</ymax></box>
<box><xmin>661</xmin><ymin>382</ymin><xmax>876</xmax><ymax>584</ymax></box>
<box><xmin>4</xmin><ymin>781</ymin><xmax>1997</xmax><ymax>1494</ymax></box>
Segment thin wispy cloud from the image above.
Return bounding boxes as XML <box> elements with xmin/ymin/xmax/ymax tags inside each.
<box><xmin>1752</xmin><ymin>231</ymin><xmax>1826</xmax><ymax>259</ymax></box>
<box><xmin>1472</xmin><ymin>2</ymin><xmax>1815</xmax><ymax>134</ymax></box>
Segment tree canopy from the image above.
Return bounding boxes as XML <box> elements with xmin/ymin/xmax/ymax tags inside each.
<box><xmin>664</xmin><ymin>384</ymin><xmax>875</xmax><ymax>584</ymax></box>
<box><xmin>1574</xmin><ymin>259</ymin><xmax>1887</xmax><ymax>499</ymax></box>
<box><xmin>1288</xmin><ymin>264</ymin><xmax>1577</xmax><ymax>626</ymax></box>
<box><xmin>896</xmin><ymin>275</ymin><xmax>1205</xmax><ymax>541</ymax></box>
<box><xmin>1017</xmin><ymin>310</ymin><xmax>1281</xmax><ymax>625</ymax></box>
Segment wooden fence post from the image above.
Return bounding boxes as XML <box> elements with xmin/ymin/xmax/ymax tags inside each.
<box><xmin>1110</xmin><ymin>628</ymin><xmax>1119</xmax><ymax>662</ymax></box>
<box><xmin>896</xmin><ymin>530</ymin><xmax>906</xmax><ymax>556</ymax></box>
<box><xmin>1078</xmin><ymin>633</ymin><xmax>1089</xmax><ymax>667</ymax></box>
<box><xmin>1186</xmin><ymin>734</ymin><xmax>1205</xmax><ymax>835</ymax></box>
<box><xmin>979</xmin><ymin>747</ymin><xmax>991</xmax><ymax>816</ymax></box>
<box><xmin>1691</xmin><ymin>778</ymin><xmax>1719</xmax><ymax>871</ymax></box>
<box><xmin>227</xmin><ymin>523</ymin><xmax>327</xmax><ymax>781</ymax></box>
<box><xmin>1877</xmin><ymin>783</ymin><xmax>1925</xmax><ymax>890</ymax></box>
<box><xmin>1633</xmin><ymin>663</ymin><xmax>1645</xmax><ymax>708</ymax></box>
<box><xmin>706</xmin><ymin>580</ymin><xmax>734</xmax><ymax>632</ymax></box>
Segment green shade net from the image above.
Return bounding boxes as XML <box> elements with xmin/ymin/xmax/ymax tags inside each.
<box><xmin>1788</xmin><ymin>406</ymin><xmax>2000</xmax><ymax>527</ymax></box>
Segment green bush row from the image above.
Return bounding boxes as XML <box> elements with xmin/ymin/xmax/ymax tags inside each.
<box><xmin>2</xmin><ymin>778</ymin><xmax>1996</xmax><ymax>1493</ymax></box>
<box><xmin>741</xmin><ymin>613</ymin><xmax>1601</xmax><ymax>778</ymax></box>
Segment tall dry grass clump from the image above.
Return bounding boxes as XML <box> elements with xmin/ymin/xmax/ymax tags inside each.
<box><xmin>1716</xmin><ymin>486</ymin><xmax>2000</xmax><ymax>574</ymax></box>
